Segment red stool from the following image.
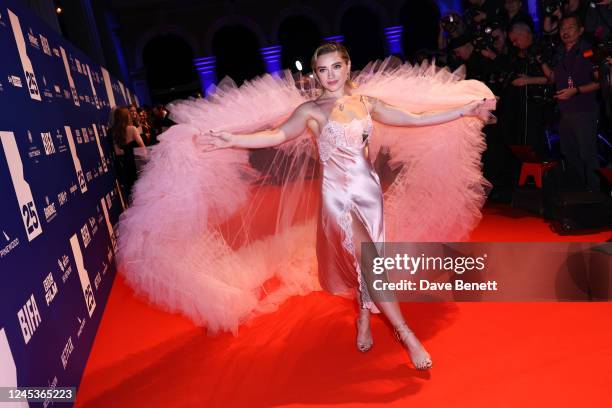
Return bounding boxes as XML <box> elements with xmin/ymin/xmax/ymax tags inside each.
<box><xmin>518</xmin><ymin>161</ymin><xmax>559</xmax><ymax>188</ymax></box>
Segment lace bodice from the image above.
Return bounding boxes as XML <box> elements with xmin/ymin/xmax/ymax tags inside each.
<box><xmin>317</xmin><ymin>115</ymin><xmax>373</xmax><ymax>162</ymax></box>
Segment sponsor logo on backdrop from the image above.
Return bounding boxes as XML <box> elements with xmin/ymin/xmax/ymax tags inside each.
<box><xmin>27</xmin><ymin>130</ymin><xmax>42</xmax><ymax>163</ymax></box>
<box><xmin>58</xmin><ymin>254</ymin><xmax>72</xmax><ymax>283</ymax></box>
<box><xmin>75</xmin><ymin>59</ymin><xmax>82</xmax><ymax>74</ymax></box>
<box><xmin>1</xmin><ymin>230</ymin><xmax>20</xmax><ymax>258</ymax></box>
<box><xmin>41</xmin><ymin>131</ymin><xmax>56</xmax><ymax>155</ymax></box>
<box><xmin>43</xmin><ymin>272</ymin><xmax>58</xmax><ymax>305</ymax></box>
<box><xmin>86</xmin><ymin>170</ymin><xmax>92</xmax><ymax>182</ymax></box>
<box><xmin>82</xmin><ymin>127</ymin><xmax>89</xmax><ymax>143</ymax></box>
<box><xmin>75</xmin><ymin>128</ymin><xmax>82</xmax><ymax>144</ymax></box>
<box><xmin>94</xmin><ymin>271</ymin><xmax>101</xmax><ymax>290</ymax></box>
<box><xmin>60</xmin><ymin>46</ymin><xmax>79</xmax><ymax>106</ymax></box>
<box><xmin>86</xmin><ymin>64</ymin><xmax>100</xmax><ymax>109</ymax></box>
<box><xmin>92</xmin><ymin>124</ymin><xmax>108</xmax><ymax>172</ymax></box>
<box><xmin>76</xmin><ymin>316</ymin><xmax>86</xmax><ymax>339</ymax></box>
<box><xmin>44</xmin><ymin>196</ymin><xmax>57</xmax><ymax>222</ymax></box>
<box><xmin>40</xmin><ymin>34</ymin><xmax>51</xmax><ymax>55</ymax></box>
<box><xmin>17</xmin><ymin>294</ymin><xmax>42</xmax><ymax>344</ymax></box>
<box><xmin>101</xmin><ymin>196</ymin><xmax>116</xmax><ymax>251</ymax></box>
<box><xmin>69</xmin><ymin>234</ymin><xmax>96</xmax><ymax>317</ymax></box>
<box><xmin>101</xmin><ymin>67</ymin><xmax>116</xmax><ymax>108</ymax></box>
<box><xmin>8</xmin><ymin>9</ymin><xmax>41</xmax><ymax>101</ymax></box>
<box><xmin>43</xmin><ymin>376</ymin><xmax>58</xmax><ymax>408</ymax></box>
<box><xmin>55</xmin><ymin>128</ymin><xmax>67</xmax><ymax>152</ymax></box>
<box><xmin>61</xmin><ymin>336</ymin><xmax>74</xmax><ymax>369</ymax></box>
<box><xmin>58</xmin><ymin>190</ymin><xmax>67</xmax><ymax>206</ymax></box>
<box><xmin>88</xmin><ymin>216</ymin><xmax>98</xmax><ymax>236</ymax></box>
<box><xmin>0</xmin><ymin>131</ymin><xmax>43</xmax><ymax>241</ymax></box>
<box><xmin>27</xmin><ymin>28</ymin><xmax>39</xmax><ymax>49</ymax></box>
<box><xmin>69</xmin><ymin>183</ymin><xmax>78</xmax><ymax>195</ymax></box>
<box><xmin>81</xmin><ymin>223</ymin><xmax>91</xmax><ymax>248</ymax></box>
<box><xmin>64</xmin><ymin>126</ymin><xmax>88</xmax><ymax>193</ymax></box>
<box><xmin>0</xmin><ymin>329</ymin><xmax>19</xmax><ymax>394</ymax></box>
<box><xmin>8</xmin><ymin>75</ymin><xmax>22</xmax><ymax>87</ymax></box>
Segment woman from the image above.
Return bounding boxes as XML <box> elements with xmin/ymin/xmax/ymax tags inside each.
<box><xmin>112</xmin><ymin>107</ymin><xmax>146</xmax><ymax>201</ymax></box>
<box><xmin>117</xmin><ymin>43</ymin><xmax>495</xmax><ymax>370</ymax></box>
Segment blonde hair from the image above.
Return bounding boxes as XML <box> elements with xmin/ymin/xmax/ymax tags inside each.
<box><xmin>310</xmin><ymin>42</ymin><xmax>356</xmax><ymax>88</ymax></box>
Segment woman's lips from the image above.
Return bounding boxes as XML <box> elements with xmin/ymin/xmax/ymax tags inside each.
<box><xmin>327</xmin><ymin>80</ymin><xmax>338</xmax><ymax>86</ymax></box>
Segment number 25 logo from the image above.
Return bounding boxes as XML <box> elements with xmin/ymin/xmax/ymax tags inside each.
<box><xmin>21</xmin><ymin>201</ymin><xmax>39</xmax><ymax>234</ymax></box>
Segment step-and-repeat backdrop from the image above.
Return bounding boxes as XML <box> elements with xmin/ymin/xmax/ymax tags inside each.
<box><xmin>0</xmin><ymin>0</ymin><xmax>134</xmax><ymax>403</ymax></box>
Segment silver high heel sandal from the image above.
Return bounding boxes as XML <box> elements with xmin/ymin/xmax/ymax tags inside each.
<box><xmin>355</xmin><ymin>314</ymin><xmax>373</xmax><ymax>352</ymax></box>
<box><xmin>394</xmin><ymin>323</ymin><xmax>433</xmax><ymax>370</ymax></box>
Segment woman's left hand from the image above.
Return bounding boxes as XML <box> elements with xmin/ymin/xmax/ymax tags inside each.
<box><xmin>460</xmin><ymin>99</ymin><xmax>491</xmax><ymax>122</ymax></box>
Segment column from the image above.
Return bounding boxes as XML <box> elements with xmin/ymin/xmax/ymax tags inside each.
<box><xmin>193</xmin><ymin>56</ymin><xmax>217</xmax><ymax>95</ymax></box>
<box><xmin>384</xmin><ymin>26</ymin><xmax>404</xmax><ymax>56</ymax></box>
<box><xmin>260</xmin><ymin>45</ymin><xmax>282</xmax><ymax>74</ymax></box>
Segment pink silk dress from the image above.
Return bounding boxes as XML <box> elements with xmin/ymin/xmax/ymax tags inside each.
<box><xmin>316</xmin><ymin>98</ymin><xmax>382</xmax><ymax>312</ymax></box>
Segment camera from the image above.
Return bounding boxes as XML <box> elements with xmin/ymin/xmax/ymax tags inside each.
<box><xmin>584</xmin><ymin>39</ymin><xmax>612</xmax><ymax>65</ymax></box>
<box><xmin>441</xmin><ymin>13</ymin><xmax>463</xmax><ymax>34</ymax></box>
<box><xmin>472</xmin><ymin>25</ymin><xmax>496</xmax><ymax>51</ymax></box>
<box><xmin>542</xmin><ymin>0</ymin><xmax>564</xmax><ymax>16</ymax></box>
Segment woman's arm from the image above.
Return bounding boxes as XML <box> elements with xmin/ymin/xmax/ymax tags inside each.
<box><xmin>369</xmin><ymin>97</ymin><xmax>490</xmax><ymax>127</ymax></box>
<box><xmin>205</xmin><ymin>102</ymin><xmax>311</xmax><ymax>150</ymax></box>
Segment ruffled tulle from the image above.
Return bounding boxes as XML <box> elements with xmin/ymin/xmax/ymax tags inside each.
<box><xmin>116</xmin><ymin>57</ymin><xmax>495</xmax><ymax>334</ymax></box>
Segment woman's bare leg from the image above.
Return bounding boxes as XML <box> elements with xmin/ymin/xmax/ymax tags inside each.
<box><xmin>350</xmin><ymin>212</ymin><xmax>432</xmax><ymax>369</ymax></box>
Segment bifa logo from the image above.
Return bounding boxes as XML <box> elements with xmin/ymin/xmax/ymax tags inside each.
<box><xmin>0</xmin><ymin>131</ymin><xmax>43</xmax><ymax>241</ymax></box>
<box><xmin>58</xmin><ymin>254</ymin><xmax>72</xmax><ymax>283</ymax></box>
<box><xmin>40</xmin><ymin>34</ymin><xmax>51</xmax><ymax>55</ymax></box>
<box><xmin>63</xmin><ymin>126</ymin><xmax>88</xmax><ymax>193</ymax></box>
<box><xmin>69</xmin><ymin>234</ymin><xmax>96</xmax><ymax>317</ymax></box>
<box><xmin>60</xmin><ymin>47</ymin><xmax>79</xmax><ymax>106</ymax></box>
<box><xmin>8</xmin><ymin>9</ymin><xmax>41</xmax><ymax>101</ymax></box>
<box><xmin>60</xmin><ymin>336</ymin><xmax>74</xmax><ymax>369</ymax></box>
<box><xmin>44</xmin><ymin>196</ymin><xmax>57</xmax><ymax>222</ymax></box>
<box><xmin>1</xmin><ymin>230</ymin><xmax>20</xmax><ymax>258</ymax></box>
<box><xmin>17</xmin><ymin>294</ymin><xmax>42</xmax><ymax>344</ymax></box>
<box><xmin>41</xmin><ymin>131</ymin><xmax>56</xmax><ymax>155</ymax></box>
<box><xmin>81</xmin><ymin>223</ymin><xmax>91</xmax><ymax>248</ymax></box>
<box><xmin>43</xmin><ymin>272</ymin><xmax>58</xmax><ymax>306</ymax></box>
<box><xmin>92</xmin><ymin>124</ymin><xmax>108</xmax><ymax>172</ymax></box>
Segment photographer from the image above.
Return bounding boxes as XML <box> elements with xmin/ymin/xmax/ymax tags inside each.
<box><xmin>542</xmin><ymin>15</ymin><xmax>601</xmax><ymax>191</ymax></box>
<box><xmin>543</xmin><ymin>0</ymin><xmax>589</xmax><ymax>36</ymax></box>
<box><xmin>464</xmin><ymin>0</ymin><xmax>503</xmax><ymax>30</ymax></box>
<box><xmin>503</xmin><ymin>23</ymin><xmax>553</xmax><ymax>156</ymax></box>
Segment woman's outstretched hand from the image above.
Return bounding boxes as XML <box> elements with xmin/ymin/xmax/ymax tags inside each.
<box><xmin>198</xmin><ymin>130</ymin><xmax>234</xmax><ymax>152</ymax></box>
<box><xmin>460</xmin><ymin>99</ymin><xmax>492</xmax><ymax>123</ymax></box>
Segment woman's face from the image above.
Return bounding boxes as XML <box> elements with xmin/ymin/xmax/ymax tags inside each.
<box><xmin>314</xmin><ymin>52</ymin><xmax>351</xmax><ymax>92</ymax></box>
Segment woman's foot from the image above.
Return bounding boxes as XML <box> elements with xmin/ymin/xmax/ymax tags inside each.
<box><xmin>394</xmin><ymin>323</ymin><xmax>432</xmax><ymax>370</ymax></box>
<box><xmin>356</xmin><ymin>310</ymin><xmax>373</xmax><ymax>352</ymax></box>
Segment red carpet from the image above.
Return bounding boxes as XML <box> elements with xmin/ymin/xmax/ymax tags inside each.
<box><xmin>75</xmin><ymin>203</ymin><xmax>611</xmax><ymax>407</ymax></box>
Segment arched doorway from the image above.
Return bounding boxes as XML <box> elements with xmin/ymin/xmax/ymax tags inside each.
<box><xmin>142</xmin><ymin>33</ymin><xmax>198</xmax><ymax>104</ymax></box>
<box><xmin>339</xmin><ymin>5</ymin><xmax>386</xmax><ymax>70</ymax></box>
<box><xmin>277</xmin><ymin>15</ymin><xmax>321</xmax><ymax>72</ymax></box>
<box><xmin>212</xmin><ymin>25</ymin><xmax>265</xmax><ymax>85</ymax></box>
